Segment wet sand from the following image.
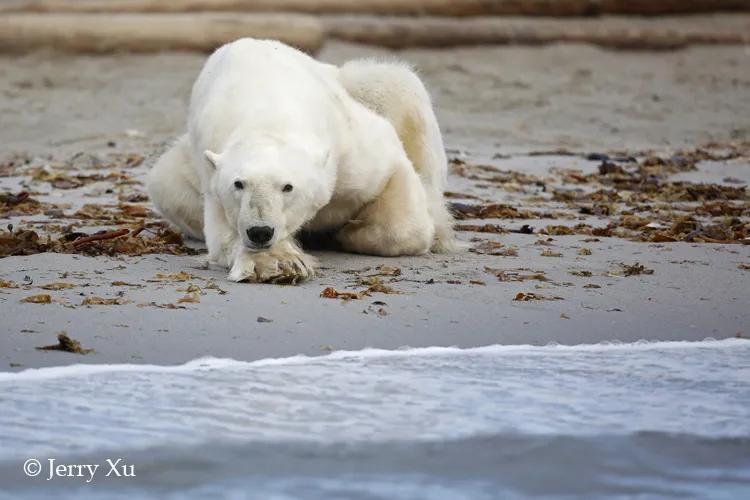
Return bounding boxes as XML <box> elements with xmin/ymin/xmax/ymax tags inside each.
<box><xmin>1</xmin><ymin>42</ymin><xmax>748</xmax><ymax>370</ymax></box>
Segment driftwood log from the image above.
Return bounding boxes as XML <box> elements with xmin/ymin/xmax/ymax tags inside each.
<box><xmin>0</xmin><ymin>11</ymin><xmax>747</xmax><ymax>53</ymax></box>
<box><xmin>324</xmin><ymin>14</ymin><xmax>750</xmax><ymax>50</ymax></box>
<box><xmin>1</xmin><ymin>0</ymin><xmax>749</xmax><ymax>16</ymax></box>
<box><xmin>0</xmin><ymin>13</ymin><xmax>325</xmax><ymax>53</ymax></box>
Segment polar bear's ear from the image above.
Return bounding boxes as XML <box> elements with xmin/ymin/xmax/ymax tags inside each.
<box><xmin>204</xmin><ymin>150</ymin><xmax>221</xmax><ymax>170</ymax></box>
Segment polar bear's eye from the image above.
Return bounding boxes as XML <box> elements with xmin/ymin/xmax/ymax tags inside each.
<box><xmin>233</xmin><ymin>180</ymin><xmax>245</xmax><ymax>190</ymax></box>
<box><xmin>282</xmin><ymin>184</ymin><xmax>294</xmax><ymax>193</ymax></box>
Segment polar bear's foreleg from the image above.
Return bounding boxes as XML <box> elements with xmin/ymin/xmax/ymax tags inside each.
<box><xmin>147</xmin><ymin>135</ymin><xmax>204</xmax><ymax>240</ymax></box>
<box><xmin>337</xmin><ymin>161</ymin><xmax>434</xmax><ymax>257</ymax></box>
<box><xmin>339</xmin><ymin>60</ymin><xmax>459</xmax><ymax>253</ymax></box>
<box><xmin>203</xmin><ymin>195</ymin><xmax>238</xmax><ymax>269</ymax></box>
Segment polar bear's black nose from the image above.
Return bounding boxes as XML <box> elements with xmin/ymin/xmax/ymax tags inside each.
<box><xmin>247</xmin><ymin>226</ymin><xmax>274</xmax><ymax>245</ymax></box>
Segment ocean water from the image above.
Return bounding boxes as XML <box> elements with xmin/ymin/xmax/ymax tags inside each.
<box><xmin>0</xmin><ymin>340</ymin><xmax>749</xmax><ymax>499</ymax></box>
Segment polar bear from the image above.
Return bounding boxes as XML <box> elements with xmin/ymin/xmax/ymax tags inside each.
<box><xmin>147</xmin><ymin>38</ymin><xmax>457</xmax><ymax>283</ymax></box>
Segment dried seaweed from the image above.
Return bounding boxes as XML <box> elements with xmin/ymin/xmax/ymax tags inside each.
<box><xmin>36</xmin><ymin>332</ymin><xmax>93</xmax><ymax>354</ymax></box>
<box><xmin>618</xmin><ymin>263</ymin><xmax>655</xmax><ymax>277</ymax></box>
<box><xmin>470</xmin><ymin>240</ymin><xmax>518</xmax><ymax>256</ymax></box>
<box><xmin>321</xmin><ymin>287</ymin><xmax>368</xmax><ymax>300</ymax></box>
<box><xmin>39</xmin><ymin>282</ymin><xmax>76</xmax><ymax>290</ymax></box>
<box><xmin>540</xmin><ymin>249</ymin><xmax>563</xmax><ymax>257</ymax></box>
<box><xmin>451</xmin><ymin>202</ymin><xmax>538</xmax><ymax>220</ymax></box>
<box><xmin>513</xmin><ymin>292</ymin><xmax>564</xmax><ymax>301</ymax></box>
<box><xmin>81</xmin><ymin>296</ymin><xmax>130</xmax><ymax>306</ymax></box>
<box><xmin>21</xmin><ymin>294</ymin><xmax>51</xmax><ymax>304</ymax></box>
<box><xmin>176</xmin><ymin>292</ymin><xmax>200</xmax><ymax>304</ymax></box>
<box><xmin>358</xmin><ymin>276</ymin><xmax>401</xmax><ymax>294</ymax></box>
<box><xmin>456</xmin><ymin>223</ymin><xmax>506</xmax><ymax>234</ymax></box>
<box><xmin>0</xmin><ymin>225</ymin><xmax>199</xmax><ymax>258</ymax></box>
<box><xmin>486</xmin><ymin>267</ymin><xmax>548</xmax><ymax>282</ymax></box>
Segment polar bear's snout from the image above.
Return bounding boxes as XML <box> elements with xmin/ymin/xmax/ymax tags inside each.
<box><xmin>246</xmin><ymin>225</ymin><xmax>274</xmax><ymax>248</ymax></box>
<box><xmin>234</xmin><ymin>181</ymin><xmax>289</xmax><ymax>251</ymax></box>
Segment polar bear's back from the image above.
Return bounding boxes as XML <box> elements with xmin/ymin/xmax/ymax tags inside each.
<box><xmin>188</xmin><ymin>38</ymin><xmax>342</xmax><ymax>155</ymax></box>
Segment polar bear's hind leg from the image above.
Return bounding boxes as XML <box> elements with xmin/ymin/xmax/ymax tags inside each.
<box><xmin>146</xmin><ymin>135</ymin><xmax>204</xmax><ymax>241</ymax></box>
<box><xmin>338</xmin><ymin>60</ymin><xmax>459</xmax><ymax>253</ymax></box>
<box><xmin>337</xmin><ymin>160</ymin><xmax>434</xmax><ymax>257</ymax></box>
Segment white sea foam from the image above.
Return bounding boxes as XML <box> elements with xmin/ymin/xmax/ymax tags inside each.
<box><xmin>1</xmin><ymin>338</ymin><xmax>745</xmax><ymax>381</ymax></box>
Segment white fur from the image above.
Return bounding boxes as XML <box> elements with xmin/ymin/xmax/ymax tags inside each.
<box><xmin>147</xmin><ymin>38</ymin><xmax>457</xmax><ymax>283</ymax></box>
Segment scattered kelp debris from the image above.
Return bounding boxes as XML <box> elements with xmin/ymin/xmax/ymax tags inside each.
<box><xmin>321</xmin><ymin>275</ymin><xmax>402</xmax><ymax>300</ymax></box>
<box><xmin>203</xmin><ymin>279</ymin><xmax>228</xmax><ymax>295</ymax></box>
<box><xmin>149</xmin><ymin>271</ymin><xmax>197</xmax><ymax>282</ymax></box>
<box><xmin>111</xmin><ymin>281</ymin><xmax>144</xmax><ymax>288</ymax></box>
<box><xmin>36</xmin><ymin>332</ymin><xmax>94</xmax><ymax>354</ymax></box>
<box><xmin>444</xmin><ymin>191</ymin><xmax>483</xmax><ymax>200</ymax></box>
<box><xmin>177</xmin><ymin>292</ymin><xmax>200</xmax><ymax>304</ymax></box>
<box><xmin>617</xmin><ymin>263</ymin><xmax>655</xmax><ymax>277</ymax></box>
<box><xmin>540</xmin><ymin>249</ymin><xmax>563</xmax><ymax>257</ymax></box>
<box><xmin>0</xmin><ymin>153</ymin><xmax>31</xmax><ymax>177</ymax></box>
<box><xmin>451</xmin><ymin>202</ymin><xmax>540</xmax><ymax>220</ymax></box>
<box><xmin>643</xmin><ymin>216</ymin><xmax>749</xmax><ymax>244</ymax></box>
<box><xmin>357</xmin><ymin>276</ymin><xmax>401</xmax><ymax>295</ymax></box>
<box><xmin>541</xmin><ymin>225</ymin><xmax>575</xmax><ymax>236</ymax></box>
<box><xmin>570</xmin><ymin>270</ymin><xmax>593</xmax><ymax>277</ymax></box>
<box><xmin>0</xmin><ymin>224</ymin><xmax>199</xmax><ymax>258</ymax></box>
<box><xmin>456</xmin><ymin>223</ymin><xmax>506</xmax><ymax>234</ymax></box>
<box><xmin>513</xmin><ymin>292</ymin><xmax>564</xmax><ymax>302</ymax></box>
<box><xmin>470</xmin><ymin>240</ymin><xmax>518</xmax><ymax>256</ymax></box>
<box><xmin>0</xmin><ymin>228</ymin><xmax>50</xmax><ymax>257</ymax></box>
<box><xmin>321</xmin><ymin>287</ymin><xmax>368</xmax><ymax>300</ymax></box>
<box><xmin>81</xmin><ymin>296</ymin><xmax>130</xmax><ymax>306</ymax></box>
<box><xmin>39</xmin><ymin>282</ymin><xmax>76</xmax><ymax>290</ymax></box>
<box><xmin>137</xmin><ymin>302</ymin><xmax>187</xmax><ymax>310</ymax></box>
<box><xmin>485</xmin><ymin>267</ymin><xmax>548</xmax><ymax>282</ymax></box>
<box><xmin>368</xmin><ymin>265</ymin><xmax>401</xmax><ymax>277</ymax></box>
<box><xmin>554</xmin><ymin>174</ymin><xmax>747</xmax><ymax>205</ymax></box>
<box><xmin>1</xmin><ymin>191</ymin><xmax>49</xmax><ymax>217</ymax></box>
<box><xmin>0</xmin><ymin>151</ymin><xmax>208</xmax><ymax>263</ymax></box>
<box><xmin>30</xmin><ymin>167</ymin><xmax>127</xmax><ymax>190</ymax></box>
<box><xmin>449</xmin><ymin>159</ymin><xmax>547</xmax><ymax>189</ymax></box>
<box><xmin>21</xmin><ymin>293</ymin><xmax>51</xmax><ymax>304</ymax></box>
<box><xmin>0</xmin><ymin>279</ymin><xmax>19</xmax><ymax>288</ymax></box>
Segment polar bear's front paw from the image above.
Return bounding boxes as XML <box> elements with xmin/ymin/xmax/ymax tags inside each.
<box><xmin>228</xmin><ymin>243</ymin><xmax>316</xmax><ymax>284</ymax></box>
<box><xmin>227</xmin><ymin>252</ymin><xmax>258</xmax><ymax>283</ymax></box>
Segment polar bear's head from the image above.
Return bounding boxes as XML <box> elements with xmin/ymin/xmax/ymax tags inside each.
<box><xmin>204</xmin><ymin>140</ymin><xmax>334</xmax><ymax>251</ymax></box>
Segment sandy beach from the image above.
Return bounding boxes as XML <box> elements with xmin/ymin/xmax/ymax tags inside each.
<box><xmin>1</xmin><ymin>41</ymin><xmax>749</xmax><ymax>370</ymax></box>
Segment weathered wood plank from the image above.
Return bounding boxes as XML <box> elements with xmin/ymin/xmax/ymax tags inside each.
<box><xmin>324</xmin><ymin>14</ymin><xmax>750</xmax><ymax>50</ymax></box>
<box><xmin>0</xmin><ymin>13</ymin><xmax>325</xmax><ymax>53</ymax></box>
